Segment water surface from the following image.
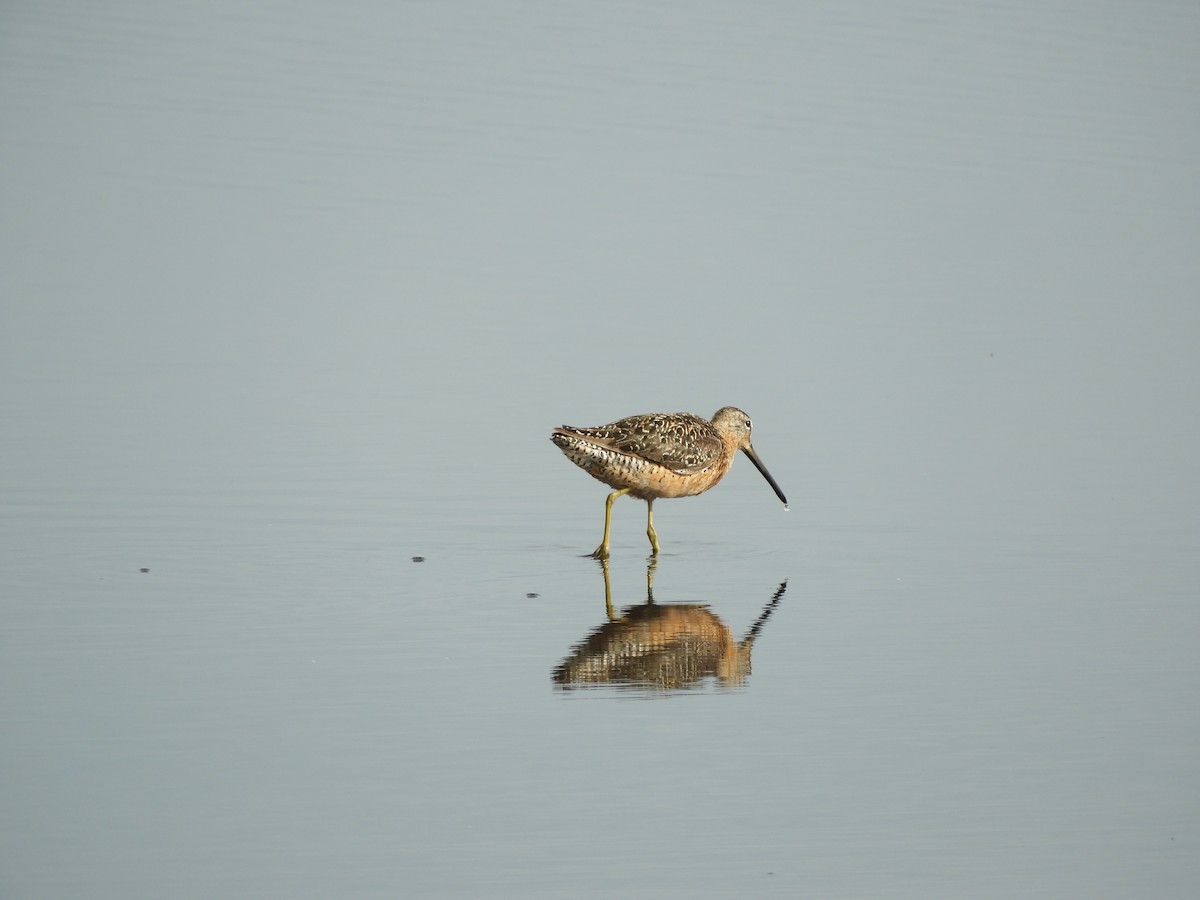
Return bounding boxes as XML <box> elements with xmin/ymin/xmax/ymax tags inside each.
<box><xmin>2</xmin><ymin>2</ymin><xmax>1198</xmax><ymax>898</ymax></box>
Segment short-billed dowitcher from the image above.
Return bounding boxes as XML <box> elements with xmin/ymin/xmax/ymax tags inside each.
<box><xmin>550</xmin><ymin>407</ymin><xmax>788</xmax><ymax>558</ymax></box>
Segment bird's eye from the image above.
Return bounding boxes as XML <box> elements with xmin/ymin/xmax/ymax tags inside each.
<box><xmin>744</xmin><ymin>418</ymin><xmax>752</xmax><ymax>429</ymax></box>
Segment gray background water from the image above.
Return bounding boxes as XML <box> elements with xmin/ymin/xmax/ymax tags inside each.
<box><xmin>2</xmin><ymin>2</ymin><xmax>1197</xmax><ymax>897</ymax></box>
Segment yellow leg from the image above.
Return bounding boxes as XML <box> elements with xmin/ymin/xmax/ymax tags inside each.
<box><xmin>645</xmin><ymin>498</ymin><xmax>661</xmax><ymax>556</ymax></box>
<box><xmin>590</xmin><ymin>488</ymin><xmax>630</xmax><ymax>559</ymax></box>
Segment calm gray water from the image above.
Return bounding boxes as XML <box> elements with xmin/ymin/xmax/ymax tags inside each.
<box><xmin>2</xmin><ymin>2</ymin><xmax>1198</xmax><ymax>897</ymax></box>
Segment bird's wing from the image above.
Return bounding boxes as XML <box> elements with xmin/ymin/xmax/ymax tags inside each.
<box><xmin>604</xmin><ymin>413</ymin><xmax>723</xmax><ymax>474</ymax></box>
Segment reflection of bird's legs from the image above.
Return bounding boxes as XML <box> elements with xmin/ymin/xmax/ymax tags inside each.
<box><xmin>645</xmin><ymin>498</ymin><xmax>661</xmax><ymax>555</ymax></box>
<box><xmin>590</xmin><ymin>488</ymin><xmax>631</xmax><ymax>559</ymax></box>
<box><xmin>646</xmin><ymin>555</ymin><xmax>658</xmax><ymax>604</ymax></box>
<box><xmin>599</xmin><ymin>556</ymin><xmax>616</xmax><ymax>621</ymax></box>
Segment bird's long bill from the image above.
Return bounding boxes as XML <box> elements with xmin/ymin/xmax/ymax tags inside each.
<box><xmin>742</xmin><ymin>446</ymin><xmax>789</xmax><ymax>508</ymax></box>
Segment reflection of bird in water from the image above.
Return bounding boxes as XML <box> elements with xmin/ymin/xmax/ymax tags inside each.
<box><xmin>551</xmin><ymin>407</ymin><xmax>788</xmax><ymax>558</ymax></box>
<box><xmin>552</xmin><ymin>560</ymin><xmax>787</xmax><ymax>692</ymax></box>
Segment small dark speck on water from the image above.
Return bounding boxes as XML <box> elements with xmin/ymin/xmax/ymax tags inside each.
<box><xmin>412</xmin><ymin>556</ymin><xmax>425</xmax><ymax>563</ymax></box>
<box><xmin>526</xmin><ymin>592</ymin><xmax>539</xmax><ymax>599</ymax></box>
<box><xmin>139</xmin><ymin>568</ymin><xmax>150</xmax><ymax>573</ymax></box>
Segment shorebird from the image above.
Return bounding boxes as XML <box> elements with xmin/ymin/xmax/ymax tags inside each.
<box><xmin>551</xmin><ymin>407</ymin><xmax>787</xmax><ymax>558</ymax></box>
